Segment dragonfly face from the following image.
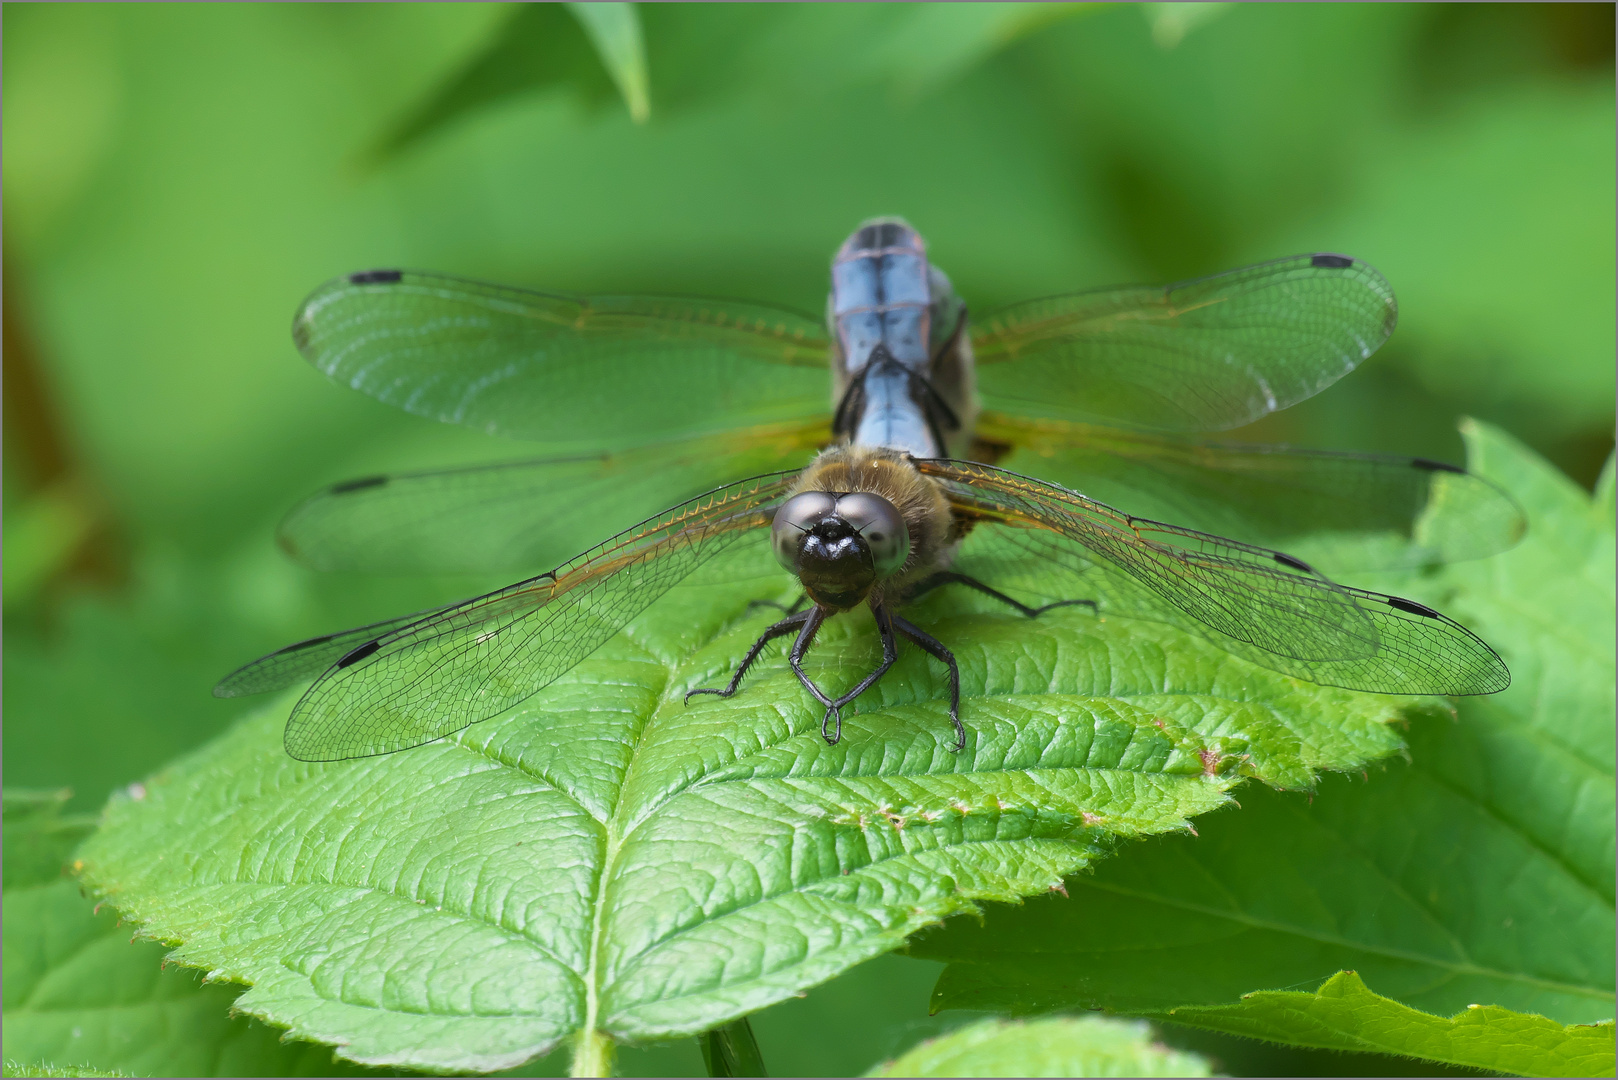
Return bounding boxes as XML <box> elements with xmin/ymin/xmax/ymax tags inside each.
<box><xmin>772</xmin><ymin>489</ymin><xmax>910</xmax><ymax>610</ymax></box>
<box><xmin>219</xmin><ymin>219</ymin><xmax>1520</xmax><ymax>761</ymax></box>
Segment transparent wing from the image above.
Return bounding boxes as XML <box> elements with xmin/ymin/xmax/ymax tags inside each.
<box><xmin>213</xmin><ymin>602</ymin><xmax>463</xmax><ymax>698</ymax></box>
<box><xmin>918</xmin><ymin>459</ymin><xmax>1508</xmax><ymax>696</ymax></box>
<box><xmin>971</xmin><ymin>254</ymin><xmax>1397</xmax><ymax>432</ymax></box>
<box><xmin>279</xmin><ymin>419</ymin><xmax>830</xmax><ymax>575</ymax></box>
<box><xmin>978</xmin><ymin>413</ymin><xmax>1525</xmax><ymax>572</ymax></box>
<box><xmin>220</xmin><ymin>470</ymin><xmax>798</xmax><ymax>761</ymax></box>
<box><xmin>295</xmin><ymin>270</ymin><xmax>832</xmax><ymax>449</ymax></box>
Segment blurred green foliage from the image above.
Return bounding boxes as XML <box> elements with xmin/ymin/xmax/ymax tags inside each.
<box><xmin>4</xmin><ymin>1</ymin><xmax>1612</xmax><ymax>810</ymax></box>
<box><xmin>2</xmin><ymin>5</ymin><xmax>1612</xmax><ymax>1076</ymax></box>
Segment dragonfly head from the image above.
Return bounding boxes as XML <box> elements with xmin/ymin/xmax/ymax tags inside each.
<box><xmin>773</xmin><ymin>490</ymin><xmax>911</xmax><ymax>612</ymax></box>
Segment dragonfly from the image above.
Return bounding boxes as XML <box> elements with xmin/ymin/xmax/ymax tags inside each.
<box><xmin>218</xmin><ymin>219</ymin><xmax>1519</xmax><ymax>759</ymax></box>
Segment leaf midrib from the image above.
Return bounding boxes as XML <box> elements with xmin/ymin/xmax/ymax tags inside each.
<box><xmin>509</xmin><ymin>603</ymin><xmax>1370</xmax><ymax>1029</ymax></box>
<box><xmin>595</xmin><ymin>692</ymin><xmax>1224</xmax><ymax>988</ymax></box>
<box><xmin>581</xmin><ymin>613</ymin><xmax>1221</xmax><ymax>1028</ymax></box>
<box><xmin>581</xmin><ymin>623</ymin><xmax>704</xmax><ymax>1047</ymax></box>
<box><xmin>604</xmin><ymin>828</ymin><xmax>1104</xmax><ymax>998</ymax></box>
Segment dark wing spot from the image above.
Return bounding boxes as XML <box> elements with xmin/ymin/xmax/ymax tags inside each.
<box><xmin>284</xmin><ymin>633</ymin><xmax>335</xmax><ymax>653</ymax></box>
<box><xmin>1410</xmin><ymin>456</ymin><xmax>1465</xmax><ymax>474</ymax></box>
<box><xmin>337</xmin><ymin>640</ymin><xmax>382</xmax><ymax>667</ymax></box>
<box><xmin>1273</xmin><ymin>552</ymin><xmax>1314</xmax><ymax>572</ymax></box>
<box><xmin>349</xmin><ymin>269</ymin><xmax>403</xmax><ymax>285</ymax></box>
<box><xmin>291</xmin><ymin>316</ymin><xmax>311</xmax><ymax>351</ymax></box>
<box><xmin>1387</xmin><ymin>596</ymin><xmax>1440</xmax><ymax>618</ymax></box>
<box><xmin>1311</xmin><ymin>254</ymin><xmax>1354</xmax><ymax>269</ymax></box>
<box><xmin>330</xmin><ymin>475</ymin><xmax>388</xmax><ymax>495</ymax></box>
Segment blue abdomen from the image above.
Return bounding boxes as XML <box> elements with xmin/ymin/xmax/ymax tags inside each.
<box><xmin>829</xmin><ymin>219</ymin><xmax>952</xmax><ymax>457</ymax></box>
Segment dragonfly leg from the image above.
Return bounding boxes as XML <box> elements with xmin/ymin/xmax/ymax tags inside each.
<box><xmin>745</xmin><ymin>593</ymin><xmax>808</xmax><ymax>616</ymax></box>
<box><xmin>822</xmin><ymin>703</ymin><xmax>842</xmax><ymax>746</ymax></box>
<box><xmin>905</xmin><ymin>571</ymin><xmax>1097</xmax><ymax>618</ymax></box>
<box><xmin>891</xmin><ymin>614</ymin><xmax>964</xmax><ymax>752</ymax></box>
<box><xmin>782</xmin><ymin>607</ymin><xmax>856</xmax><ymax>744</ymax></box>
<box><xmin>684</xmin><ymin>609</ymin><xmax>813</xmax><ymax>705</ymax></box>
<box><xmin>812</xmin><ymin>603</ymin><xmax>902</xmax><ymax>745</ymax></box>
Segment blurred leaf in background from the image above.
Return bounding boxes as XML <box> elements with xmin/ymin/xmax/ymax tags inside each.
<box><xmin>2</xmin><ymin>5</ymin><xmax>1612</xmax><ymax>1076</ymax></box>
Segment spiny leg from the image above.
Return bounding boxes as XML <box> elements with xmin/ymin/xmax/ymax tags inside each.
<box><xmin>892</xmin><ymin>613</ymin><xmax>964</xmax><ymax>753</ymax></box>
<box><xmin>813</xmin><ymin>602</ymin><xmax>901</xmax><ymax>745</ymax></box>
<box><xmin>684</xmin><ymin>608</ymin><xmax>813</xmax><ymax>705</ymax></box>
<box><xmin>905</xmin><ymin>571</ymin><xmax>1096</xmax><ymax>618</ymax></box>
<box><xmin>745</xmin><ymin>593</ymin><xmax>808</xmax><ymax>616</ymax></box>
<box><xmin>783</xmin><ymin>607</ymin><xmax>855</xmax><ymax>744</ymax></box>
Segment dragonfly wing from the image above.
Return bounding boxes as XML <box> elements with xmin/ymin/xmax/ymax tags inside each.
<box><xmin>213</xmin><ymin>603</ymin><xmax>461</xmax><ymax>698</ymax></box>
<box><xmin>978</xmin><ymin>414</ymin><xmax>1526</xmax><ymax>571</ymax></box>
<box><xmin>227</xmin><ymin>470</ymin><xmax>797</xmax><ymax>760</ymax></box>
<box><xmin>296</xmin><ymin>271</ymin><xmax>831</xmax><ymax>449</ymax></box>
<box><xmin>279</xmin><ymin>419</ymin><xmax>830</xmax><ymax>575</ymax></box>
<box><xmin>972</xmin><ymin>254</ymin><xmax>1397</xmax><ymax>432</ymax></box>
<box><xmin>918</xmin><ymin>459</ymin><xmax>1508</xmax><ymax>696</ymax></box>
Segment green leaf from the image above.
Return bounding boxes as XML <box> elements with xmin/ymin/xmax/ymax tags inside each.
<box><xmin>864</xmin><ymin>1015</ymin><xmax>1212</xmax><ymax>1077</ymax></box>
<box><xmin>376</xmin><ymin>5</ymin><xmax>622</xmax><ymax>158</ymax></box>
<box><xmin>913</xmin><ymin>420</ymin><xmax>1615</xmax><ymax>1072</ymax></box>
<box><xmin>377</xmin><ymin>1</ymin><xmax>655</xmax><ymax>161</ymax></box>
<box><xmin>566</xmin><ymin>3</ymin><xmax>650</xmax><ymax>123</ymax></box>
<box><xmin>77</xmin><ymin>558</ymin><xmax>1422</xmax><ymax>1073</ymax></box>
<box><xmin>1162</xmin><ymin>971</ymin><xmax>1615</xmax><ymax>1078</ymax></box>
<box><xmin>1</xmin><ymin>480</ymin><xmax>99</xmax><ymax>607</ymax></box>
<box><xmin>4</xmin><ymin>1062</ymin><xmax>133</xmax><ymax>1079</ymax></box>
<box><xmin>3</xmin><ymin>789</ymin><xmax>96</xmax><ymax>890</ymax></box>
<box><xmin>824</xmin><ymin>3</ymin><xmax>1100</xmax><ymax>100</ymax></box>
<box><xmin>1139</xmin><ymin>4</ymin><xmax>1233</xmax><ymax>50</ymax></box>
<box><xmin>0</xmin><ymin>790</ymin><xmax>375</xmax><ymax>1078</ymax></box>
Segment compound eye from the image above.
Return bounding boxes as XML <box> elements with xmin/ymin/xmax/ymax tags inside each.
<box><xmin>834</xmin><ymin>492</ymin><xmax>910</xmax><ymax>577</ymax></box>
<box><xmin>772</xmin><ymin>491</ymin><xmax>838</xmax><ymax>571</ymax></box>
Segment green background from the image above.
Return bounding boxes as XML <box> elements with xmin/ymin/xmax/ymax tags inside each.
<box><xmin>4</xmin><ymin>3</ymin><xmax>1613</xmax><ymax>1076</ymax></box>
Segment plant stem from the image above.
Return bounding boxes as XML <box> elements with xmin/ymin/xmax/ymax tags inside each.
<box><xmin>571</xmin><ymin>1028</ymin><xmax>617</xmax><ymax>1078</ymax></box>
<box><xmin>701</xmin><ymin>1016</ymin><xmax>768</xmax><ymax>1077</ymax></box>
